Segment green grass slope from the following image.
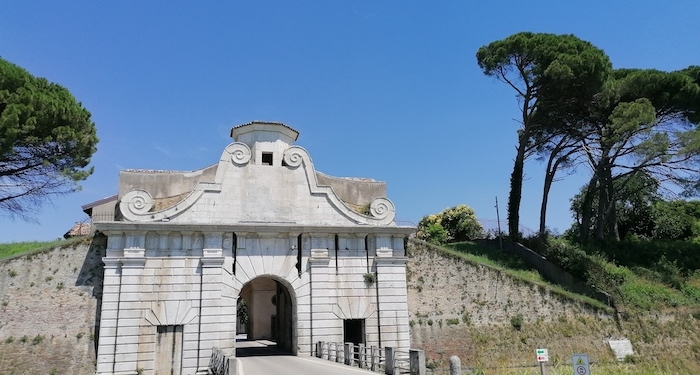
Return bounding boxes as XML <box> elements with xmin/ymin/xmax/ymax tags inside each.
<box><xmin>408</xmin><ymin>239</ymin><xmax>700</xmax><ymax>375</ymax></box>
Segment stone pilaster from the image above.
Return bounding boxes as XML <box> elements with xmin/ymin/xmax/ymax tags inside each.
<box><xmin>96</xmin><ymin>257</ymin><xmax>121</xmax><ymax>375</ymax></box>
<box><xmin>196</xmin><ymin>253</ymin><xmax>225</xmax><ymax>373</ymax></box>
<box><xmin>375</xmin><ymin>254</ymin><xmax>410</xmax><ymax>353</ymax></box>
<box><xmin>308</xmin><ymin>239</ymin><xmax>336</xmax><ymax>351</ymax></box>
<box><xmin>117</xmin><ymin>253</ymin><xmax>146</xmax><ymax>374</ymax></box>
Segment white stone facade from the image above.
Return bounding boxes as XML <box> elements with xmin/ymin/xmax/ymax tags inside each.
<box><xmin>95</xmin><ymin>121</ymin><xmax>414</xmax><ymax>375</ymax></box>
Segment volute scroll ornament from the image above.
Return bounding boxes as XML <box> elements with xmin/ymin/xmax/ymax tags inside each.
<box><xmin>283</xmin><ymin>147</ymin><xmax>305</xmax><ymax>168</ymax></box>
<box><xmin>370</xmin><ymin>197</ymin><xmax>395</xmax><ymax>221</ymax></box>
<box><xmin>121</xmin><ymin>190</ymin><xmax>154</xmax><ymax>216</ymax></box>
<box><xmin>226</xmin><ymin>142</ymin><xmax>252</xmax><ymax>165</ymax></box>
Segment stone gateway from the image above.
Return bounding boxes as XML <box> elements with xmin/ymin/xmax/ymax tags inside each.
<box><xmin>94</xmin><ymin>121</ymin><xmax>414</xmax><ymax>375</ymax></box>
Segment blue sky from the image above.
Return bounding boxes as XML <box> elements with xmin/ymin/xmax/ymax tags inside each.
<box><xmin>1</xmin><ymin>1</ymin><xmax>698</xmax><ymax>242</ymax></box>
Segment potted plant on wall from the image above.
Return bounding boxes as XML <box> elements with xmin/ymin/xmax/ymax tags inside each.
<box><xmin>363</xmin><ymin>272</ymin><xmax>376</xmax><ymax>286</ymax></box>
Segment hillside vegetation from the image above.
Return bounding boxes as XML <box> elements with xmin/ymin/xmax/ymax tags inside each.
<box><xmin>519</xmin><ymin>237</ymin><xmax>700</xmax><ymax>313</ymax></box>
<box><xmin>407</xmin><ymin>239</ymin><xmax>700</xmax><ymax>375</ymax></box>
<box><xmin>0</xmin><ymin>239</ymin><xmax>72</xmax><ymax>261</ymax></box>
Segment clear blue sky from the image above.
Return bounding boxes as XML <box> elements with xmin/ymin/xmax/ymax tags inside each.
<box><xmin>1</xmin><ymin>1</ymin><xmax>698</xmax><ymax>242</ymax></box>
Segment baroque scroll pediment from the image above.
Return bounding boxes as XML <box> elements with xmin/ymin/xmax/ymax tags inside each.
<box><xmin>119</xmin><ymin>142</ymin><xmax>396</xmax><ymax>226</ymax></box>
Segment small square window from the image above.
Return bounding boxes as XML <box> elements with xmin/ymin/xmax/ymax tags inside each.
<box><xmin>262</xmin><ymin>152</ymin><xmax>273</xmax><ymax>166</ymax></box>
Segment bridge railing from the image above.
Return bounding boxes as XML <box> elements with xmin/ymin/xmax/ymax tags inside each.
<box><xmin>389</xmin><ymin>348</ymin><xmax>410</xmax><ymax>374</ymax></box>
<box><xmin>315</xmin><ymin>341</ymin><xmax>425</xmax><ymax>375</ymax></box>
<box><xmin>209</xmin><ymin>347</ymin><xmax>235</xmax><ymax>375</ymax></box>
<box><xmin>316</xmin><ymin>341</ymin><xmax>385</xmax><ymax>372</ymax></box>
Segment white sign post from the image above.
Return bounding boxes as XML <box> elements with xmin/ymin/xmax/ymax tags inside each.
<box><xmin>535</xmin><ymin>348</ymin><xmax>549</xmax><ymax>375</ymax></box>
<box><xmin>572</xmin><ymin>354</ymin><xmax>590</xmax><ymax>375</ymax></box>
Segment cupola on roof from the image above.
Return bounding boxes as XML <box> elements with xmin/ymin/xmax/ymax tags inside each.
<box><xmin>230</xmin><ymin>121</ymin><xmax>299</xmax><ymax>148</ymax></box>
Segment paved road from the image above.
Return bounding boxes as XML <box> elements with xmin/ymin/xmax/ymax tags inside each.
<box><xmin>237</xmin><ymin>339</ymin><xmax>376</xmax><ymax>375</ymax></box>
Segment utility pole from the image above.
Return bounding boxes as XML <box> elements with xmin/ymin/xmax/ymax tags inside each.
<box><xmin>495</xmin><ymin>196</ymin><xmax>503</xmax><ymax>250</ymax></box>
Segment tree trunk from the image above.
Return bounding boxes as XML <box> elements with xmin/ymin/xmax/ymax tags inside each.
<box><xmin>594</xmin><ymin>175</ymin><xmax>607</xmax><ymax>240</ymax></box>
<box><xmin>579</xmin><ymin>174</ymin><xmax>598</xmax><ymax>242</ymax></box>
<box><xmin>508</xmin><ymin>139</ymin><xmax>528</xmax><ymax>240</ymax></box>
<box><xmin>595</xmin><ymin>155</ymin><xmax>613</xmax><ymax>240</ymax></box>
<box><xmin>539</xmin><ymin>170</ymin><xmax>553</xmax><ymax>237</ymax></box>
<box><xmin>604</xmin><ymin>168</ymin><xmax>620</xmax><ymax>241</ymax></box>
<box><xmin>538</xmin><ymin>141</ymin><xmax>574</xmax><ymax>237</ymax></box>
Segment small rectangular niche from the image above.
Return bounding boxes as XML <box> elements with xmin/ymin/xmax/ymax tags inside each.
<box><xmin>155</xmin><ymin>325</ymin><xmax>183</xmax><ymax>375</ymax></box>
<box><xmin>344</xmin><ymin>319</ymin><xmax>366</xmax><ymax>345</ymax></box>
<box><xmin>344</xmin><ymin>319</ymin><xmax>366</xmax><ymax>364</ymax></box>
<box><xmin>261</xmin><ymin>152</ymin><xmax>273</xmax><ymax>166</ymax></box>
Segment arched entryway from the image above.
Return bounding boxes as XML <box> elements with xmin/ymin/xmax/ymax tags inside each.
<box><xmin>237</xmin><ymin>276</ymin><xmax>295</xmax><ymax>355</ymax></box>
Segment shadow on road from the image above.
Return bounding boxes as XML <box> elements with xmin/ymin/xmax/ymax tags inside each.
<box><xmin>235</xmin><ymin>336</ymin><xmax>293</xmax><ymax>358</ymax></box>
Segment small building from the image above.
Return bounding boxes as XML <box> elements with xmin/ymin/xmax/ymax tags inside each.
<box><xmin>63</xmin><ymin>194</ymin><xmax>120</xmax><ymax>239</ymax></box>
<box><xmin>82</xmin><ymin>194</ymin><xmax>118</xmax><ymax>224</ymax></box>
<box><xmin>94</xmin><ymin>121</ymin><xmax>414</xmax><ymax>375</ymax></box>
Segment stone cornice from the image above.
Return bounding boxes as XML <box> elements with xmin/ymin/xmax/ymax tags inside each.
<box><xmin>375</xmin><ymin>256</ymin><xmax>408</xmax><ymax>266</ymax></box>
<box><xmin>95</xmin><ymin>222</ymin><xmax>415</xmax><ymax>236</ymax></box>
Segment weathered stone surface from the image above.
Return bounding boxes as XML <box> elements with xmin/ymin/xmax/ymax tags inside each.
<box><xmin>94</xmin><ymin>121</ymin><xmax>414</xmax><ymax>375</ymax></box>
<box><xmin>0</xmin><ymin>237</ymin><xmax>105</xmax><ymax>375</ymax></box>
<box><xmin>608</xmin><ymin>339</ymin><xmax>634</xmax><ymax>361</ymax></box>
<box><xmin>449</xmin><ymin>355</ymin><xmax>461</xmax><ymax>375</ymax></box>
<box><xmin>406</xmin><ymin>241</ymin><xmax>619</xmax><ymax>371</ymax></box>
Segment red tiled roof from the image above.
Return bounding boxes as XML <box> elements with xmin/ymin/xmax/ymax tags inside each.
<box><xmin>63</xmin><ymin>222</ymin><xmax>92</xmax><ymax>239</ymax></box>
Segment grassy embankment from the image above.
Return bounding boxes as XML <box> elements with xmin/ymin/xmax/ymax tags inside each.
<box><xmin>0</xmin><ymin>238</ymin><xmax>86</xmax><ymax>262</ymax></box>
<box><xmin>435</xmin><ymin>239</ymin><xmax>700</xmax><ymax>375</ymax></box>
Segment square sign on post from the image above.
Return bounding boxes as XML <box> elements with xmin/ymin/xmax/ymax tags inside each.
<box><xmin>572</xmin><ymin>354</ymin><xmax>590</xmax><ymax>375</ymax></box>
<box><xmin>536</xmin><ymin>348</ymin><xmax>549</xmax><ymax>362</ymax></box>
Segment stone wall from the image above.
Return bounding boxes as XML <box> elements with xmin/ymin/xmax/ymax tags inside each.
<box><xmin>406</xmin><ymin>241</ymin><xmax>610</xmax><ymax>326</ymax></box>
<box><xmin>406</xmin><ymin>240</ymin><xmax>617</xmax><ymax>370</ymax></box>
<box><xmin>0</xmin><ymin>236</ymin><xmax>105</xmax><ymax>375</ymax></box>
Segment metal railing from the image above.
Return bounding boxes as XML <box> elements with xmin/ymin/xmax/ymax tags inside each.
<box><xmin>315</xmin><ymin>341</ymin><xmax>426</xmax><ymax>375</ymax></box>
<box><xmin>209</xmin><ymin>347</ymin><xmax>235</xmax><ymax>375</ymax></box>
<box><xmin>391</xmin><ymin>349</ymin><xmax>411</xmax><ymax>374</ymax></box>
<box><xmin>479</xmin><ymin>219</ymin><xmax>537</xmax><ymax>238</ymax></box>
<box><xmin>90</xmin><ymin>212</ymin><xmax>118</xmax><ymax>222</ymax></box>
<box><xmin>316</xmin><ymin>341</ymin><xmax>385</xmax><ymax>372</ymax></box>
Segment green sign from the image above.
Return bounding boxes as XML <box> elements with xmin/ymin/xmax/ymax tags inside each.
<box><xmin>535</xmin><ymin>348</ymin><xmax>549</xmax><ymax>362</ymax></box>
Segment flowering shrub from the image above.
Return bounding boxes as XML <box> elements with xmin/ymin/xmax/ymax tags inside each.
<box><xmin>416</xmin><ymin>205</ymin><xmax>483</xmax><ymax>244</ymax></box>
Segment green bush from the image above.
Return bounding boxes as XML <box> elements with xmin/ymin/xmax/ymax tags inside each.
<box><xmin>416</xmin><ymin>205</ymin><xmax>484</xmax><ymax>244</ymax></box>
<box><xmin>423</xmin><ymin>223</ymin><xmax>448</xmax><ymax>245</ymax></box>
<box><xmin>462</xmin><ymin>312</ymin><xmax>472</xmax><ymax>325</ymax></box>
<box><xmin>681</xmin><ymin>284</ymin><xmax>700</xmax><ymax>303</ymax></box>
<box><xmin>510</xmin><ymin>314</ymin><xmax>524</xmax><ymax>330</ymax></box>
<box><xmin>619</xmin><ymin>279</ymin><xmax>690</xmax><ymax>310</ymax></box>
<box><xmin>31</xmin><ymin>335</ymin><xmax>44</xmax><ymax>345</ymax></box>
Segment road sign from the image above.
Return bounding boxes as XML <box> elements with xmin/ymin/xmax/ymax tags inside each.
<box><xmin>572</xmin><ymin>354</ymin><xmax>590</xmax><ymax>375</ymax></box>
<box><xmin>535</xmin><ymin>348</ymin><xmax>549</xmax><ymax>362</ymax></box>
